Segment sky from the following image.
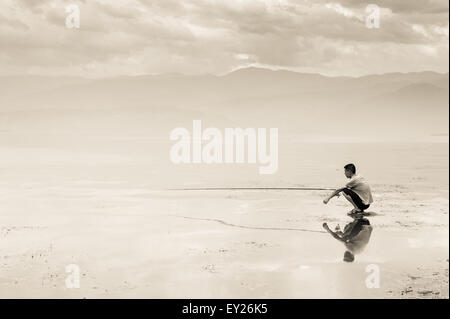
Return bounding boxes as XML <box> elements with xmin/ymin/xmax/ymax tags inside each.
<box><xmin>0</xmin><ymin>0</ymin><xmax>448</xmax><ymax>77</ymax></box>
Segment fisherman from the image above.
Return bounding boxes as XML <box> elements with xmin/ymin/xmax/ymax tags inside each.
<box><xmin>322</xmin><ymin>218</ymin><xmax>373</xmax><ymax>262</ymax></box>
<box><xmin>323</xmin><ymin>163</ymin><xmax>373</xmax><ymax>215</ymax></box>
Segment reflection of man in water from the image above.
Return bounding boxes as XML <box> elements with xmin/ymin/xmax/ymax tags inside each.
<box><xmin>323</xmin><ymin>163</ymin><xmax>373</xmax><ymax>215</ymax></box>
<box><xmin>323</xmin><ymin>218</ymin><xmax>373</xmax><ymax>262</ymax></box>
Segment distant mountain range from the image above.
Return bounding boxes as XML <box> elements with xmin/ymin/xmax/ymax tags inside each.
<box><xmin>0</xmin><ymin>68</ymin><xmax>448</xmax><ymax>137</ymax></box>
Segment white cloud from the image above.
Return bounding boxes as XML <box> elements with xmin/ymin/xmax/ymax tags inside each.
<box><xmin>325</xmin><ymin>3</ymin><xmax>355</xmax><ymax>18</ymax></box>
<box><xmin>0</xmin><ymin>0</ymin><xmax>448</xmax><ymax>77</ymax></box>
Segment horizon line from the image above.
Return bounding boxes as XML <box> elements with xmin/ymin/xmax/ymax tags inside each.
<box><xmin>0</xmin><ymin>66</ymin><xmax>448</xmax><ymax>80</ymax></box>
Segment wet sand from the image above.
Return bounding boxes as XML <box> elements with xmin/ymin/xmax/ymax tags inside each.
<box><xmin>0</xmin><ymin>110</ymin><xmax>448</xmax><ymax>298</ymax></box>
<box><xmin>0</xmin><ymin>177</ymin><xmax>448</xmax><ymax>298</ymax></box>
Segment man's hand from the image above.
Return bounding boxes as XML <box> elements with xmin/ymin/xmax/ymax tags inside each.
<box><xmin>323</xmin><ymin>188</ymin><xmax>344</xmax><ymax>205</ymax></box>
<box><xmin>323</xmin><ymin>223</ymin><xmax>346</xmax><ymax>243</ymax></box>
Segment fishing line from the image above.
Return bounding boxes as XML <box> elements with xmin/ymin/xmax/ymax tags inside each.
<box><xmin>169</xmin><ymin>187</ymin><xmax>333</xmax><ymax>233</ymax></box>
<box><xmin>173</xmin><ymin>215</ymin><xmax>327</xmax><ymax>234</ymax></box>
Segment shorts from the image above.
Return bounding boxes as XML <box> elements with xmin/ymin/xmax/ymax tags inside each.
<box><xmin>343</xmin><ymin>188</ymin><xmax>370</xmax><ymax>211</ymax></box>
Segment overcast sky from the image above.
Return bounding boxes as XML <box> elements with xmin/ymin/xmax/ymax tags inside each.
<box><xmin>0</xmin><ymin>0</ymin><xmax>448</xmax><ymax>77</ymax></box>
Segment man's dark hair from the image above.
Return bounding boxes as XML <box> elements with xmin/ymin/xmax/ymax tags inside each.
<box><xmin>343</xmin><ymin>251</ymin><xmax>355</xmax><ymax>262</ymax></box>
<box><xmin>344</xmin><ymin>163</ymin><xmax>356</xmax><ymax>174</ymax></box>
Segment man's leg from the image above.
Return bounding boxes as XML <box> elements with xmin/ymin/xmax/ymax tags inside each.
<box><xmin>342</xmin><ymin>192</ymin><xmax>359</xmax><ymax>211</ymax></box>
<box><xmin>342</xmin><ymin>188</ymin><xmax>367</xmax><ymax>212</ymax></box>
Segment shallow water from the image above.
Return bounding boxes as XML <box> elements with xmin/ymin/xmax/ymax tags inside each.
<box><xmin>0</xmin><ymin>115</ymin><xmax>448</xmax><ymax>297</ymax></box>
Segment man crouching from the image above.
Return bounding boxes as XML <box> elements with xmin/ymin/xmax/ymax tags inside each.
<box><xmin>323</xmin><ymin>163</ymin><xmax>373</xmax><ymax>215</ymax></box>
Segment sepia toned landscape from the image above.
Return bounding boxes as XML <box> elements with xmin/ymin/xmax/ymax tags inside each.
<box><xmin>0</xmin><ymin>69</ymin><xmax>448</xmax><ymax>298</ymax></box>
<box><xmin>0</xmin><ymin>0</ymin><xmax>448</xmax><ymax>299</ymax></box>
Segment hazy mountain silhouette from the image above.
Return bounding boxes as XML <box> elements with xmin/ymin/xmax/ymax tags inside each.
<box><xmin>1</xmin><ymin>68</ymin><xmax>448</xmax><ymax>137</ymax></box>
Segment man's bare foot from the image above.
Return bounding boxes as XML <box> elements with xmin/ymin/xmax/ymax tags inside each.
<box><xmin>348</xmin><ymin>210</ymin><xmax>365</xmax><ymax>220</ymax></box>
<box><xmin>347</xmin><ymin>208</ymin><xmax>362</xmax><ymax>215</ymax></box>
<box><xmin>322</xmin><ymin>223</ymin><xmax>330</xmax><ymax>231</ymax></box>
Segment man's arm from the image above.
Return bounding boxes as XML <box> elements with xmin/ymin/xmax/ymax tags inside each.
<box><xmin>322</xmin><ymin>223</ymin><xmax>346</xmax><ymax>243</ymax></box>
<box><xmin>323</xmin><ymin>187</ymin><xmax>346</xmax><ymax>204</ymax></box>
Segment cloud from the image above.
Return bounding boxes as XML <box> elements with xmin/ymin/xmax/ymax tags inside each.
<box><xmin>332</xmin><ymin>0</ymin><xmax>449</xmax><ymax>14</ymax></box>
<box><xmin>0</xmin><ymin>0</ymin><xmax>448</xmax><ymax>77</ymax></box>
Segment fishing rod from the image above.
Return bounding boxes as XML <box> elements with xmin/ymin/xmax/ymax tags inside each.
<box><xmin>167</xmin><ymin>187</ymin><xmax>336</xmax><ymax>191</ymax></box>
